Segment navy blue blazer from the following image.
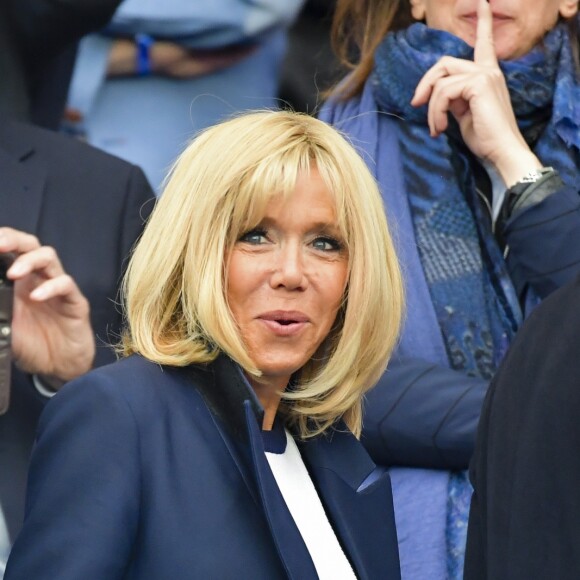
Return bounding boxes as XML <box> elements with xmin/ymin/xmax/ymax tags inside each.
<box><xmin>0</xmin><ymin>118</ymin><xmax>154</xmax><ymax>543</ymax></box>
<box><xmin>5</xmin><ymin>354</ymin><xmax>401</xmax><ymax>579</ymax></box>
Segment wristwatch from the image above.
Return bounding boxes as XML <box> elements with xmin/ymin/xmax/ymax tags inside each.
<box><xmin>518</xmin><ymin>167</ymin><xmax>555</xmax><ymax>184</ymax></box>
<box><xmin>495</xmin><ymin>166</ymin><xmax>561</xmax><ymax>246</ymax></box>
<box><xmin>505</xmin><ymin>166</ymin><xmax>557</xmax><ymax>215</ymax></box>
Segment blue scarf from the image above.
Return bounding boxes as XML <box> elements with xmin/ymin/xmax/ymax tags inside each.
<box><xmin>372</xmin><ymin>22</ymin><xmax>580</xmax><ymax>579</ymax></box>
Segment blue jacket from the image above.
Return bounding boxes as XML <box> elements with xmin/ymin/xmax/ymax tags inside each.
<box><xmin>5</xmin><ymin>354</ymin><xmax>400</xmax><ymax>580</ymax></box>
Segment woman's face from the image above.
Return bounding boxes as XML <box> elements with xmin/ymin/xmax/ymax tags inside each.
<box><xmin>410</xmin><ymin>0</ymin><xmax>579</xmax><ymax>59</ymax></box>
<box><xmin>227</xmin><ymin>167</ymin><xmax>348</xmax><ymax>390</ymax></box>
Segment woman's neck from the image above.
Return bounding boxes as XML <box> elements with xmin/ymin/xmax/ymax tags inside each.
<box><xmin>246</xmin><ymin>374</ymin><xmax>287</xmax><ymax>431</ymax></box>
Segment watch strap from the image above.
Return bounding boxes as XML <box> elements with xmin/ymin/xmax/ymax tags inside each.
<box><xmin>495</xmin><ymin>168</ymin><xmax>562</xmax><ymax>248</ymax></box>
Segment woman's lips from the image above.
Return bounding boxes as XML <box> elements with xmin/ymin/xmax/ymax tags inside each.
<box><xmin>258</xmin><ymin>311</ymin><xmax>310</xmax><ymax>337</ymax></box>
<box><xmin>463</xmin><ymin>11</ymin><xmax>512</xmax><ymax>23</ymax></box>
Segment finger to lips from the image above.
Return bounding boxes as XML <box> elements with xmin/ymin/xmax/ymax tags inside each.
<box><xmin>428</xmin><ymin>73</ymin><xmax>474</xmax><ymax>135</ymax></box>
<box><xmin>474</xmin><ymin>0</ymin><xmax>497</xmax><ymax>66</ymax></box>
<box><xmin>412</xmin><ymin>57</ymin><xmax>480</xmax><ymax>107</ymax></box>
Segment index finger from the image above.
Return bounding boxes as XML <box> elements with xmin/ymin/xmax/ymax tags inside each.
<box><xmin>0</xmin><ymin>227</ymin><xmax>41</xmax><ymax>255</ymax></box>
<box><xmin>474</xmin><ymin>0</ymin><xmax>498</xmax><ymax>66</ymax></box>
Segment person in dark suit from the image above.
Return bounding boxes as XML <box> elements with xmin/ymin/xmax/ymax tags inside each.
<box><xmin>465</xmin><ymin>273</ymin><xmax>580</xmax><ymax>580</ymax></box>
<box><xmin>5</xmin><ymin>111</ymin><xmax>403</xmax><ymax>579</ymax></box>
<box><xmin>0</xmin><ymin>0</ymin><xmax>122</xmax><ymax>128</ymax></box>
<box><xmin>0</xmin><ymin>117</ymin><xmax>154</xmax><ymax>571</ymax></box>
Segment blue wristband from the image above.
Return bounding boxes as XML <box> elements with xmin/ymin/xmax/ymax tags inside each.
<box><xmin>135</xmin><ymin>33</ymin><xmax>154</xmax><ymax>76</ymax></box>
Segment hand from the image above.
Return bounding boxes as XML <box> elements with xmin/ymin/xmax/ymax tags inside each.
<box><xmin>411</xmin><ymin>0</ymin><xmax>542</xmax><ymax>187</ymax></box>
<box><xmin>152</xmin><ymin>42</ymin><xmax>256</xmax><ymax>78</ymax></box>
<box><xmin>0</xmin><ymin>228</ymin><xmax>95</xmax><ymax>387</ymax></box>
<box><xmin>108</xmin><ymin>39</ymin><xmax>256</xmax><ymax>79</ymax></box>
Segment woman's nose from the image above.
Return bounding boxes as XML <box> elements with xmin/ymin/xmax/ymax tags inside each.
<box><xmin>269</xmin><ymin>244</ymin><xmax>308</xmax><ymax>290</ymax></box>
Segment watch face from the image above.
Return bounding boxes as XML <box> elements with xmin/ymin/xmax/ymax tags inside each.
<box><xmin>521</xmin><ymin>167</ymin><xmax>554</xmax><ymax>183</ymax></box>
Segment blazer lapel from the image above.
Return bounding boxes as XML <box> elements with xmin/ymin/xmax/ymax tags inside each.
<box><xmin>244</xmin><ymin>402</ymin><xmax>318</xmax><ymax>580</ymax></box>
<box><xmin>0</xmin><ymin>120</ymin><xmax>46</xmax><ymax>235</ymax></box>
<box><xmin>193</xmin><ymin>355</ymin><xmax>400</xmax><ymax>578</ymax></box>
<box><xmin>299</xmin><ymin>427</ymin><xmax>401</xmax><ymax>580</ymax></box>
<box><xmin>193</xmin><ymin>356</ymin><xmax>317</xmax><ymax>578</ymax></box>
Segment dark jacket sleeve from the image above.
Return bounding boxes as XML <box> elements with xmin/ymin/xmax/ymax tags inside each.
<box><xmin>6</xmin><ymin>0</ymin><xmax>122</xmax><ymax>60</ymax></box>
<box><xmin>2</xmin><ymin>0</ymin><xmax>122</xmax><ymax>127</ymax></box>
<box><xmin>503</xmin><ymin>183</ymin><xmax>580</xmax><ymax>299</ymax></box>
<box><xmin>4</xmin><ymin>374</ymin><xmax>140</xmax><ymax>580</ymax></box>
<box><xmin>362</xmin><ymin>356</ymin><xmax>487</xmax><ymax>470</ymax></box>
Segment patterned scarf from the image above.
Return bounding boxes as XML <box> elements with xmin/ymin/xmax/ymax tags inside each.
<box><xmin>372</xmin><ymin>21</ymin><xmax>580</xmax><ymax>579</ymax></box>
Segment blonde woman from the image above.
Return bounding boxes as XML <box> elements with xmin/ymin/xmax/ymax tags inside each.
<box><xmin>6</xmin><ymin>111</ymin><xmax>404</xmax><ymax>580</ymax></box>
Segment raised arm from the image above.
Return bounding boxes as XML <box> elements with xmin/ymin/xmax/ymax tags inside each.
<box><xmin>362</xmin><ymin>356</ymin><xmax>487</xmax><ymax>470</ymax></box>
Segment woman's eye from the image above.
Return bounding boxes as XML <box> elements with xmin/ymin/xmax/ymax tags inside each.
<box><xmin>239</xmin><ymin>229</ymin><xmax>268</xmax><ymax>245</ymax></box>
<box><xmin>311</xmin><ymin>237</ymin><xmax>342</xmax><ymax>252</ymax></box>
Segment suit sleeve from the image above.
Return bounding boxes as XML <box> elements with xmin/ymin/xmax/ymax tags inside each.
<box><xmin>4</xmin><ymin>374</ymin><xmax>140</xmax><ymax>580</ymax></box>
<box><xmin>504</xmin><ymin>183</ymin><xmax>580</xmax><ymax>299</ymax></box>
<box><xmin>362</xmin><ymin>356</ymin><xmax>488</xmax><ymax>470</ymax></box>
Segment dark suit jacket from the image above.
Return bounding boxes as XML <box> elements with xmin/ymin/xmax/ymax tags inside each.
<box><xmin>465</xmin><ymin>274</ymin><xmax>580</xmax><ymax>579</ymax></box>
<box><xmin>0</xmin><ymin>117</ymin><xmax>154</xmax><ymax>542</ymax></box>
<box><xmin>6</xmin><ymin>354</ymin><xmax>401</xmax><ymax>579</ymax></box>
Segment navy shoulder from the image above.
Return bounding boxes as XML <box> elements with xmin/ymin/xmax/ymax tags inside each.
<box><xmin>52</xmin><ymin>355</ymin><xmax>208</xmax><ymax>419</ymax></box>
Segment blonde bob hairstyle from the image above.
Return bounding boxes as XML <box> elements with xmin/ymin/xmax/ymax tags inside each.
<box><xmin>121</xmin><ymin>110</ymin><xmax>404</xmax><ymax>438</ymax></box>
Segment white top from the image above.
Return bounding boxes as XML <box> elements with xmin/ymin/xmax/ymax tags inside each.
<box><xmin>265</xmin><ymin>429</ymin><xmax>357</xmax><ymax>580</ymax></box>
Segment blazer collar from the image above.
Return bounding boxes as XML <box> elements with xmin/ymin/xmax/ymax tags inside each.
<box><xmin>192</xmin><ymin>355</ymin><xmax>400</xmax><ymax>579</ymax></box>
<box><xmin>188</xmin><ymin>355</ymin><xmax>314</xmax><ymax>577</ymax></box>
<box><xmin>192</xmin><ymin>353</ymin><xmax>263</xmax><ymax>442</ymax></box>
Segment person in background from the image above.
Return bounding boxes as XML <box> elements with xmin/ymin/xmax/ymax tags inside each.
<box><xmin>465</xmin><ymin>273</ymin><xmax>580</xmax><ymax>579</ymax></box>
<box><xmin>320</xmin><ymin>0</ymin><xmax>580</xmax><ymax>577</ymax></box>
<box><xmin>64</xmin><ymin>0</ymin><xmax>305</xmax><ymax>191</ymax></box>
<box><xmin>278</xmin><ymin>0</ymin><xmax>345</xmax><ymax>114</ymax></box>
<box><xmin>5</xmin><ymin>110</ymin><xmax>403</xmax><ymax>579</ymax></box>
<box><xmin>0</xmin><ymin>0</ymin><xmax>122</xmax><ymax>128</ymax></box>
<box><xmin>0</xmin><ymin>116</ymin><xmax>154</xmax><ymax>578</ymax></box>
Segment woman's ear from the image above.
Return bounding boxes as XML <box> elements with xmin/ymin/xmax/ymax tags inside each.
<box><xmin>409</xmin><ymin>0</ymin><xmax>427</xmax><ymax>21</ymax></box>
<box><xmin>559</xmin><ymin>0</ymin><xmax>579</xmax><ymax>19</ymax></box>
